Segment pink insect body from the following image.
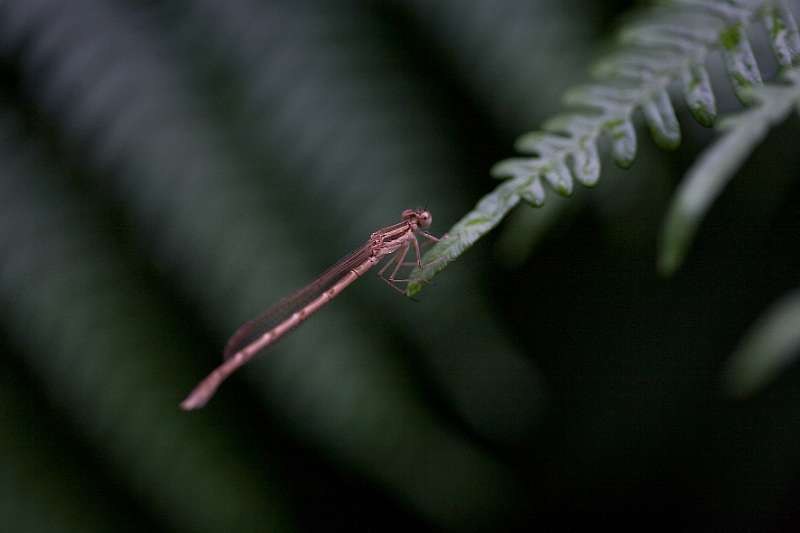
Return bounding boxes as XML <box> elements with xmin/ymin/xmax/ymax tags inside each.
<box><xmin>180</xmin><ymin>208</ymin><xmax>438</xmax><ymax>410</ymax></box>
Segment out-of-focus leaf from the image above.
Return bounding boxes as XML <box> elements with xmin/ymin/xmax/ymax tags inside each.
<box><xmin>723</xmin><ymin>289</ymin><xmax>800</xmax><ymax>397</ymax></box>
<box><xmin>0</xmin><ymin>116</ymin><xmax>294</xmax><ymax>533</ymax></box>
<box><xmin>168</xmin><ymin>0</ymin><xmax>545</xmax><ymax>447</ymax></box>
<box><xmin>398</xmin><ymin>0</ymin><xmax>597</xmax><ymax>129</ymax></box>
<box><xmin>0</xmin><ymin>1</ymin><xmax>522</xmax><ymax>528</ymax></box>
<box><xmin>659</xmin><ymin>68</ymin><xmax>800</xmax><ymax>275</ymax></box>
<box><xmin>398</xmin><ymin>0</ymin><xmax>597</xmax><ymax>268</ymax></box>
<box><xmin>0</xmin><ymin>355</ymin><xmax>155</xmax><ymax>533</ymax></box>
<box><xmin>409</xmin><ymin>0</ymin><xmax>784</xmax><ymax>293</ymax></box>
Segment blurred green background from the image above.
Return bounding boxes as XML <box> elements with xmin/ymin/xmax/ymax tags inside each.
<box><xmin>1</xmin><ymin>0</ymin><xmax>799</xmax><ymax>531</ymax></box>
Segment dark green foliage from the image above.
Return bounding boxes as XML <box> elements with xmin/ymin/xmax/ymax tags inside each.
<box><xmin>1</xmin><ymin>1</ymin><xmax>800</xmax><ymax>532</ymax></box>
<box><xmin>408</xmin><ymin>0</ymin><xmax>800</xmax><ymax>294</ymax></box>
<box><xmin>660</xmin><ymin>68</ymin><xmax>800</xmax><ymax>275</ymax></box>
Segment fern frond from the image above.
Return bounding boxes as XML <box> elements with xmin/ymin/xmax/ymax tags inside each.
<box><xmin>659</xmin><ymin>67</ymin><xmax>800</xmax><ymax>274</ymax></box>
<box><xmin>722</xmin><ymin>288</ymin><xmax>800</xmax><ymax>397</ymax></box>
<box><xmin>0</xmin><ymin>1</ymin><xmax>520</xmax><ymax>524</ymax></box>
<box><xmin>408</xmin><ymin>0</ymin><xmax>799</xmax><ymax>295</ymax></box>
<box><xmin>0</xmin><ymin>354</ymin><xmax>149</xmax><ymax>532</ymax></box>
<box><xmin>0</xmin><ymin>117</ymin><xmax>293</xmax><ymax>533</ymax></box>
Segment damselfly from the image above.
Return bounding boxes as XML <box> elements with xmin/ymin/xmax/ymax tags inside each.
<box><xmin>180</xmin><ymin>208</ymin><xmax>439</xmax><ymax>410</ymax></box>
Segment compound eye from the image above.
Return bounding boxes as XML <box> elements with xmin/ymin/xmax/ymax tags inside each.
<box><xmin>419</xmin><ymin>211</ymin><xmax>432</xmax><ymax>227</ymax></box>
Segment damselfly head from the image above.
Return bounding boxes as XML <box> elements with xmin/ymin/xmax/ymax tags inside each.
<box><xmin>402</xmin><ymin>208</ymin><xmax>432</xmax><ymax>228</ymax></box>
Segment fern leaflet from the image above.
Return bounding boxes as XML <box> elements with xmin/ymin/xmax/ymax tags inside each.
<box><xmin>659</xmin><ymin>67</ymin><xmax>800</xmax><ymax>274</ymax></box>
<box><xmin>408</xmin><ymin>0</ymin><xmax>799</xmax><ymax>295</ymax></box>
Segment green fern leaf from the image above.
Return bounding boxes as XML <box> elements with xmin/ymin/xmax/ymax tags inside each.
<box><xmin>659</xmin><ymin>67</ymin><xmax>800</xmax><ymax>275</ymax></box>
<box><xmin>408</xmin><ymin>0</ymin><xmax>787</xmax><ymax>295</ymax></box>
<box><xmin>408</xmin><ymin>179</ymin><xmax>524</xmax><ymax>294</ymax></box>
<box><xmin>763</xmin><ymin>0</ymin><xmax>800</xmax><ymax>68</ymax></box>
<box><xmin>721</xmin><ymin>21</ymin><xmax>764</xmax><ymax>104</ymax></box>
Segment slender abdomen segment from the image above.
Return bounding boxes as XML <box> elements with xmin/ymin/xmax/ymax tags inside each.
<box><xmin>181</xmin><ymin>268</ymin><xmax>368</xmax><ymax>410</ymax></box>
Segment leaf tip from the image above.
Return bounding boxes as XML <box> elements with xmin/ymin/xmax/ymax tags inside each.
<box><xmin>405</xmin><ymin>282</ymin><xmax>423</xmax><ymax>298</ymax></box>
<box><xmin>692</xmin><ymin>106</ymin><xmax>717</xmax><ymax>128</ymax></box>
<box><xmin>658</xmin><ymin>205</ymin><xmax>696</xmax><ymax>276</ymax></box>
<box><xmin>656</xmin><ymin>247</ymin><xmax>681</xmax><ymax>277</ymax></box>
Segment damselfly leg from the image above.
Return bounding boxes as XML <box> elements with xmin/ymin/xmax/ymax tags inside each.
<box><xmin>378</xmin><ymin>230</ymin><xmax>444</xmax><ymax>289</ymax></box>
